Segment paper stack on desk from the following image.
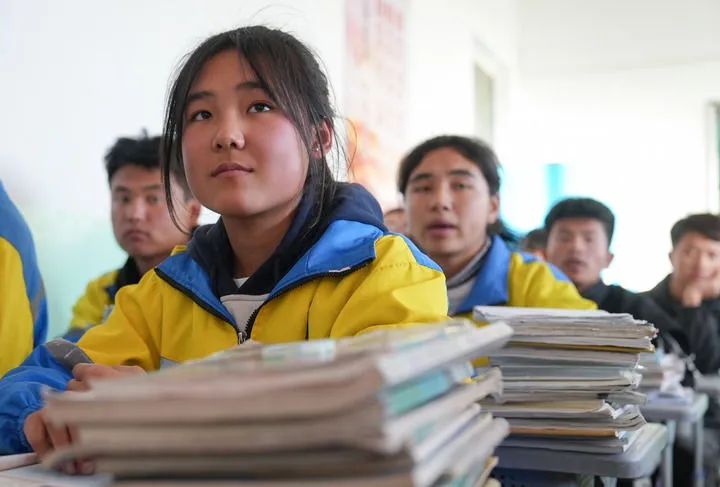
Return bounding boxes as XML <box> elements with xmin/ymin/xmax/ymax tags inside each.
<box><xmin>638</xmin><ymin>351</ymin><xmax>690</xmax><ymax>404</ymax></box>
<box><xmin>43</xmin><ymin>320</ymin><xmax>512</xmax><ymax>487</ymax></box>
<box><xmin>474</xmin><ymin>306</ymin><xmax>657</xmax><ymax>454</ymax></box>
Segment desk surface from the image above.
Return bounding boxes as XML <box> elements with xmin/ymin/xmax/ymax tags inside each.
<box><xmin>0</xmin><ymin>463</ymin><xmax>111</xmax><ymax>486</ymax></box>
<box><xmin>641</xmin><ymin>392</ymin><xmax>709</xmax><ymax>422</ymax></box>
<box><xmin>695</xmin><ymin>374</ymin><xmax>720</xmax><ymax>395</ymax></box>
<box><xmin>496</xmin><ymin>423</ymin><xmax>668</xmax><ymax>479</ymax></box>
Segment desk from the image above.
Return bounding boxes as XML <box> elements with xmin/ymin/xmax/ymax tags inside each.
<box><xmin>494</xmin><ymin>423</ymin><xmax>668</xmax><ymax>487</ymax></box>
<box><xmin>641</xmin><ymin>392</ymin><xmax>708</xmax><ymax>487</ymax></box>
<box><xmin>695</xmin><ymin>374</ymin><xmax>720</xmax><ymax>396</ymax></box>
<box><xmin>0</xmin><ymin>463</ymin><xmax>111</xmax><ymax>486</ymax></box>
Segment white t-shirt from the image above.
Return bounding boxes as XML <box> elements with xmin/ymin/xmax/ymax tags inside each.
<box><xmin>220</xmin><ymin>277</ymin><xmax>270</xmax><ymax>333</ymax></box>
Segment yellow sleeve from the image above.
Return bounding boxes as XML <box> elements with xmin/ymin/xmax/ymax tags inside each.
<box><xmin>68</xmin><ymin>271</ymin><xmax>117</xmax><ymax>331</ymax></box>
<box><xmin>77</xmin><ymin>272</ymin><xmax>162</xmax><ymax>371</ymax></box>
<box><xmin>508</xmin><ymin>254</ymin><xmax>597</xmax><ymax>309</ymax></box>
<box><xmin>0</xmin><ymin>238</ymin><xmax>34</xmax><ymax>376</ymax></box>
<box><xmin>314</xmin><ymin>235</ymin><xmax>450</xmax><ymax>338</ymax></box>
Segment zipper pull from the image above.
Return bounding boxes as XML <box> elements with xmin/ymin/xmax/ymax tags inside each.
<box><xmin>238</xmin><ymin>330</ymin><xmax>248</xmax><ymax>343</ymax></box>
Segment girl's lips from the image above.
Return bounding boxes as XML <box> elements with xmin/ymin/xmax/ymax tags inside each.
<box><xmin>211</xmin><ymin>162</ymin><xmax>253</xmax><ymax>177</ymax></box>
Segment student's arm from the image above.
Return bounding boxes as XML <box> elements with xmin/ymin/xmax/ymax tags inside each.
<box><xmin>0</xmin><ymin>273</ymin><xmax>163</xmax><ymax>454</ymax></box>
<box><xmin>319</xmin><ymin>235</ymin><xmax>449</xmax><ymax>337</ymax></box>
<box><xmin>675</xmin><ymin>306</ymin><xmax>720</xmax><ymax>374</ymax></box>
<box><xmin>511</xmin><ymin>256</ymin><xmax>597</xmax><ymax>309</ymax></box>
<box><xmin>0</xmin><ymin>345</ymin><xmax>72</xmax><ymax>453</ymax></box>
<box><xmin>0</xmin><ymin>238</ymin><xmax>35</xmax><ymax>377</ymax></box>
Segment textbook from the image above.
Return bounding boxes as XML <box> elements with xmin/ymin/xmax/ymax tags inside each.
<box><xmin>43</xmin><ymin>321</ymin><xmax>511</xmax><ymax>486</ymax></box>
<box><xmin>474</xmin><ymin>306</ymin><xmax>656</xmax><ymax>455</ymax></box>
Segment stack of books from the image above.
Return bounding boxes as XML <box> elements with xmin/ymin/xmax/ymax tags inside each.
<box><xmin>638</xmin><ymin>351</ymin><xmax>690</xmax><ymax>404</ymax></box>
<box><xmin>43</xmin><ymin>320</ymin><xmax>512</xmax><ymax>487</ymax></box>
<box><xmin>474</xmin><ymin>307</ymin><xmax>657</xmax><ymax>454</ymax></box>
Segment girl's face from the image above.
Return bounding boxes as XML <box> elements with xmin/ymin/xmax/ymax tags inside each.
<box><xmin>181</xmin><ymin>49</ymin><xmax>309</xmax><ymax>220</ymax></box>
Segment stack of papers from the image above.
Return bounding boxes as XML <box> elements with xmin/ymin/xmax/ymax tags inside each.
<box><xmin>638</xmin><ymin>352</ymin><xmax>689</xmax><ymax>404</ymax></box>
<box><xmin>474</xmin><ymin>306</ymin><xmax>657</xmax><ymax>454</ymax></box>
<box><xmin>43</xmin><ymin>320</ymin><xmax>512</xmax><ymax>487</ymax></box>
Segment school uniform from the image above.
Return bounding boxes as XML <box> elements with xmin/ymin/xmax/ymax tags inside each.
<box><xmin>450</xmin><ymin>235</ymin><xmax>596</xmax><ymax>317</ymax></box>
<box><xmin>63</xmin><ymin>258</ymin><xmax>141</xmax><ymax>341</ymax></box>
<box><xmin>0</xmin><ymin>183</ymin><xmax>449</xmax><ymax>453</ymax></box>
<box><xmin>0</xmin><ymin>181</ymin><xmax>47</xmax><ymax>377</ymax></box>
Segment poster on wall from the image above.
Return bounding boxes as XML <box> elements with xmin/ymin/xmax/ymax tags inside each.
<box><xmin>345</xmin><ymin>0</ymin><xmax>407</xmax><ymax>211</ymax></box>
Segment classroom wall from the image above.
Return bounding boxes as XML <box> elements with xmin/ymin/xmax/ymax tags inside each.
<box><xmin>506</xmin><ymin>0</ymin><xmax>720</xmax><ymax>291</ymax></box>
<box><xmin>0</xmin><ymin>0</ymin><xmax>515</xmax><ymax>338</ymax></box>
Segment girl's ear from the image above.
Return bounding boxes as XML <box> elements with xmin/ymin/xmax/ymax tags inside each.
<box><xmin>312</xmin><ymin>119</ymin><xmax>334</xmax><ymax>157</ymax></box>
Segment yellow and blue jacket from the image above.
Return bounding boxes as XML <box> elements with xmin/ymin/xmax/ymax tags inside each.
<box><xmin>0</xmin><ymin>182</ymin><xmax>47</xmax><ymax>377</ymax></box>
<box><xmin>64</xmin><ymin>258</ymin><xmax>141</xmax><ymax>341</ymax></box>
<box><xmin>453</xmin><ymin>235</ymin><xmax>596</xmax><ymax>318</ymax></box>
<box><xmin>0</xmin><ymin>183</ymin><xmax>448</xmax><ymax>453</ymax></box>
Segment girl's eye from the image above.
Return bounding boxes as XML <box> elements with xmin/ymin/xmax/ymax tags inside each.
<box><xmin>189</xmin><ymin>110</ymin><xmax>212</xmax><ymax>122</ymax></box>
<box><xmin>248</xmin><ymin>103</ymin><xmax>272</xmax><ymax>113</ymax></box>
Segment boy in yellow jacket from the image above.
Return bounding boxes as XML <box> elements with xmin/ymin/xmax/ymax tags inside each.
<box><xmin>65</xmin><ymin>134</ymin><xmax>200</xmax><ymax>340</ymax></box>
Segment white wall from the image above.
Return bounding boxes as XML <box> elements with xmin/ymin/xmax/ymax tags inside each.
<box><xmin>509</xmin><ymin>0</ymin><xmax>720</xmax><ymax>291</ymax></box>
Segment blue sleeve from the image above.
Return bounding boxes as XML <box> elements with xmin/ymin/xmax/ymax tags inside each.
<box><xmin>0</xmin><ymin>344</ymin><xmax>72</xmax><ymax>454</ymax></box>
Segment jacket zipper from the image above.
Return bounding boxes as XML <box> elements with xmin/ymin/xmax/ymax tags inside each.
<box><xmin>242</xmin><ymin>260</ymin><xmax>373</xmax><ymax>342</ymax></box>
<box><xmin>154</xmin><ymin>267</ymin><xmax>242</xmax><ymax>339</ymax></box>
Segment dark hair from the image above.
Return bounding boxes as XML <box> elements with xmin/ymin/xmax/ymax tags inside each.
<box><xmin>105</xmin><ymin>132</ymin><xmax>191</xmax><ymax>200</ymax></box>
<box><xmin>397</xmin><ymin>135</ymin><xmax>514</xmax><ymax>241</ymax></box>
<box><xmin>670</xmin><ymin>213</ymin><xmax>720</xmax><ymax>246</ymax></box>
<box><xmin>397</xmin><ymin>135</ymin><xmax>500</xmax><ymax>196</ymax></box>
<box><xmin>544</xmin><ymin>197</ymin><xmax>615</xmax><ymax>246</ymax></box>
<box><xmin>161</xmin><ymin>25</ymin><xmax>341</xmax><ymax>230</ymax></box>
<box><xmin>520</xmin><ymin>228</ymin><xmax>547</xmax><ymax>252</ymax></box>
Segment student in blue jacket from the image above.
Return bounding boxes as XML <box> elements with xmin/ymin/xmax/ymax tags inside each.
<box><xmin>398</xmin><ymin>135</ymin><xmax>595</xmax><ymax>317</ymax></box>
<box><xmin>0</xmin><ymin>25</ymin><xmax>448</xmax><ymax>462</ymax></box>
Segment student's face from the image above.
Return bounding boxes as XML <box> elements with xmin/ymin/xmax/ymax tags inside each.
<box><xmin>404</xmin><ymin>147</ymin><xmax>499</xmax><ymax>263</ymax></box>
<box><xmin>110</xmin><ymin>165</ymin><xmax>197</xmax><ymax>262</ymax></box>
<box><xmin>545</xmin><ymin>218</ymin><xmax>613</xmax><ymax>290</ymax></box>
<box><xmin>181</xmin><ymin>50</ymin><xmax>309</xmax><ymax>220</ymax></box>
<box><xmin>669</xmin><ymin>232</ymin><xmax>720</xmax><ymax>286</ymax></box>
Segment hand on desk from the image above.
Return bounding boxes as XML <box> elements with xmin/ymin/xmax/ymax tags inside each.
<box><xmin>67</xmin><ymin>363</ymin><xmax>145</xmax><ymax>392</ymax></box>
<box><xmin>23</xmin><ymin>363</ymin><xmax>146</xmax><ymax>474</ymax></box>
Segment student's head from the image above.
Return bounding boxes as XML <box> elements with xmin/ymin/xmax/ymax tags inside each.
<box><xmin>668</xmin><ymin>213</ymin><xmax>720</xmax><ymax>287</ymax></box>
<box><xmin>383</xmin><ymin>207</ymin><xmax>406</xmax><ymax>233</ymax></box>
<box><xmin>398</xmin><ymin>135</ymin><xmax>501</xmax><ymax>272</ymax></box>
<box><xmin>543</xmin><ymin>197</ymin><xmax>614</xmax><ymax>291</ymax></box>
<box><xmin>106</xmin><ymin>135</ymin><xmax>200</xmax><ymax>267</ymax></box>
<box><xmin>520</xmin><ymin>228</ymin><xmax>547</xmax><ymax>259</ymax></box>
<box><xmin>161</xmin><ymin>26</ymin><xmax>339</xmax><ymax>232</ymax></box>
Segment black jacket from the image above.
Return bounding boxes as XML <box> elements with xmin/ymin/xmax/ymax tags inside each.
<box><xmin>645</xmin><ymin>275</ymin><xmax>720</xmax><ymax>375</ymax></box>
<box><xmin>582</xmin><ymin>280</ymin><xmax>684</xmax><ymax>349</ymax></box>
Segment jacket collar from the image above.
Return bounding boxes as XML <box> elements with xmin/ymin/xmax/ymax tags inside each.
<box><xmin>454</xmin><ymin>235</ymin><xmax>512</xmax><ymax>314</ymax></box>
<box><xmin>106</xmin><ymin>257</ymin><xmax>142</xmax><ymax>302</ymax></box>
<box><xmin>155</xmin><ymin>183</ymin><xmax>406</xmax><ymax>325</ymax></box>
